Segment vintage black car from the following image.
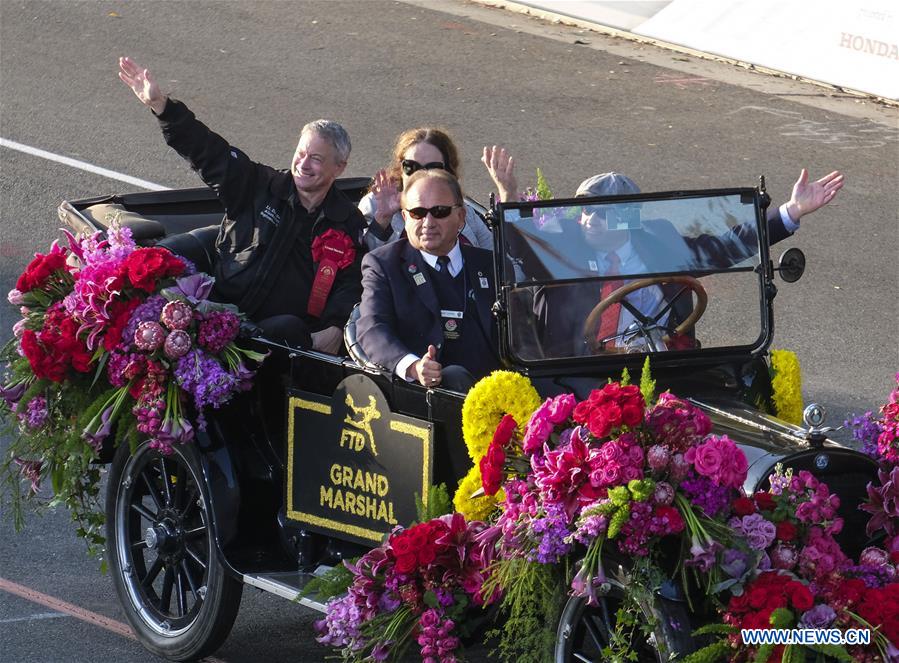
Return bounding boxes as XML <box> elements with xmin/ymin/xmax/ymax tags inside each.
<box><xmin>57</xmin><ymin>179</ymin><xmax>878</xmax><ymax>662</ymax></box>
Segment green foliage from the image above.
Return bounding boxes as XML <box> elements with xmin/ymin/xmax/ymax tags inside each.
<box><xmin>804</xmin><ymin>643</ymin><xmax>853</xmax><ymax>661</ymax></box>
<box><xmin>414</xmin><ymin>483</ymin><xmax>452</xmax><ymax>523</ymax></box>
<box><xmin>769</xmin><ymin>606</ymin><xmax>794</xmax><ymax>628</ymax></box>
<box><xmin>535</xmin><ymin>168</ymin><xmax>553</xmax><ymax>200</ymax></box>
<box><xmin>620</xmin><ymin>367</ymin><xmax>631</xmax><ymax>386</ymax></box>
<box><xmin>483</xmin><ymin>557</ymin><xmax>563</xmax><ymax>663</ymax></box>
<box><xmin>691</xmin><ymin>623</ymin><xmax>738</xmax><ymax>637</ymax></box>
<box><xmin>752</xmin><ymin>644</ymin><xmax>775</xmax><ymax>663</ymax></box>
<box><xmin>781</xmin><ymin>644</ymin><xmax>807</xmax><ymax>663</ymax></box>
<box><xmin>680</xmin><ymin>639</ymin><xmax>731</xmax><ymax>663</ymax></box>
<box><xmin>640</xmin><ymin>357</ymin><xmax>656</xmax><ymax>405</ymax></box>
<box><xmin>300</xmin><ymin>562</ymin><xmax>355</xmax><ymax>601</ymax></box>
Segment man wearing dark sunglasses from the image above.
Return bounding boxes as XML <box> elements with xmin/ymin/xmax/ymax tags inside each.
<box><xmin>356</xmin><ymin>170</ymin><xmax>500</xmax><ymax>392</ymax></box>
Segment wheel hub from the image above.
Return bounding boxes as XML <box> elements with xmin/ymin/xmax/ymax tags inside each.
<box><xmin>145</xmin><ymin>521</ymin><xmax>180</xmax><ymax>554</ymax></box>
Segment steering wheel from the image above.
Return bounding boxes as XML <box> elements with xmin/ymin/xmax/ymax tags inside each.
<box><xmin>583</xmin><ymin>276</ymin><xmax>708</xmax><ymax>353</ymax></box>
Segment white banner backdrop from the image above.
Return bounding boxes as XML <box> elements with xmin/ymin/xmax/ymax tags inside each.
<box><xmin>634</xmin><ymin>0</ymin><xmax>898</xmax><ymax>100</ymax></box>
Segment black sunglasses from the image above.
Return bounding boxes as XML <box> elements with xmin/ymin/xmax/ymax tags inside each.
<box><xmin>404</xmin><ymin>204</ymin><xmax>462</xmax><ymax>220</ymax></box>
<box><xmin>401</xmin><ymin>159</ymin><xmax>446</xmax><ymax>176</ymax></box>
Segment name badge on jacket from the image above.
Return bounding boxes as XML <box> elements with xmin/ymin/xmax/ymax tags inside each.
<box><xmin>441</xmin><ymin>309</ymin><xmax>463</xmax><ymax>341</ymax></box>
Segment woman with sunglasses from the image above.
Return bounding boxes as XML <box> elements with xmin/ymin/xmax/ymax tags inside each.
<box><xmin>359</xmin><ymin>127</ymin><xmax>518</xmax><ymax>250</ymax></box>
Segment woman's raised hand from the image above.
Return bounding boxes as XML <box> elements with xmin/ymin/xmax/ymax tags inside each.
<box><xmin>482</xmin><ymin>145</ymin><xmax>518</xmax><ymax>203</ymax></box>
<box><xmin>370</xmin><ymin>169</ymin><xmax>401</xmax><ymax>228</ymax></box>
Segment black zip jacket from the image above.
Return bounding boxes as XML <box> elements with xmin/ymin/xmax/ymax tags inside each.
<box><xmin>155</xmin><ymin>98</ymin><xmax>365</xmax><ymax>330</ymax></box>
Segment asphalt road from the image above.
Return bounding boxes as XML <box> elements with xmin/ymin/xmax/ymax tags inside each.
<box><xmin>1</xmin><ymin>1</ymin><xmax>897</xmax><ymax>661</ymax></box>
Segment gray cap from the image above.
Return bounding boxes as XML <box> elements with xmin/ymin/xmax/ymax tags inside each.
<box><xmin>575</xmin><ymin>172</ymin><xmax>641</xmax><ymax>198</ymax></box>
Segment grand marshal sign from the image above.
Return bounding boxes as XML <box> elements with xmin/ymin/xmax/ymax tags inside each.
<box><xmin>285</xmin><ymin>374</ymin><xmax>434</xmax><ymax>545</ymax></box>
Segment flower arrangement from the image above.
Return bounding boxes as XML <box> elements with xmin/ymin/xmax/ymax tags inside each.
<box><xmin>467</xmin><ymin>365</ymin><xmax>767</xmax><ymax>661</ymax></box>
<box><xmin>1</xmin><ymin>226</ymin><xmax>263</xmax><ymax>555</ymax></box>
<box><xmin>454</xmin><ymin>370</ymin><xmax>541</xmax><ymax>520</ymax></box>
<box><xmin>317</xmin><ymin>365</ymin><xmax>899</xmax><ymax>663</ymax></box>
<box><xmin>314</xmin><ymin>513</ymin><xmax>495</xmax><ymax>662</ymax></box>
<box><xmin>847</xmin><ymin>372</ymin><xmax>899</xmax><ymax>464</ymax></box>
<box><xmin>769</xmin><ymin>349</ymin><xmax>804</xmax><ymax>425</ymax></box>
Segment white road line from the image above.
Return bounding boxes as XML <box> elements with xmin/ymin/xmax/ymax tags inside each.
<box><xmin>0</xmin><ymin>137</ymin><xmax>169</xmax><ymax>192</ymax></box>
<box><xmin>0</xmin><ymin>611</ymin><xmax>68</xmax><ymax>624</ymax></box>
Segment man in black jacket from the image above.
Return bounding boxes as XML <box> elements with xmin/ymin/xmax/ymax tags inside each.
<box><xmin>118</xmin><ymin>56</ymin><xmax>365</xmax><ymax>352</ymax></box>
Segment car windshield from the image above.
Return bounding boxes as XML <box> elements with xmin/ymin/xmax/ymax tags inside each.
<box><xmin>498</xmin><ymin>190</ymin><xmax>767</xmax><ymax>362</ymax></box>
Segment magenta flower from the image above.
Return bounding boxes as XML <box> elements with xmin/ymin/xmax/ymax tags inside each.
<box><xmin>862</xmin><ymin>465</ymin><xmax>899</xmax><ymax>537</ymax></box>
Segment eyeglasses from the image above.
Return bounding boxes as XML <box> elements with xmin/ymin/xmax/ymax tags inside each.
<box><xmin>404</xmin><ymin>205</ymin><xmax>462</xmax><ymax>220</ymax></box>
<box><xmin>401</xmin><ymin>159</ymin><xmax>445</xmax><ymax>176</ymax></box>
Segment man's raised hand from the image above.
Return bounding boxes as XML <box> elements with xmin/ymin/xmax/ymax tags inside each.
<box><xmin>118</xmin><ymin>56</ymin><xmax>168</xmax><ymax>115</ymax></box>
<box><xmin>785</xmin><ymin>169</ymin><xmax>845</xmax><ymax>222</ymax></box>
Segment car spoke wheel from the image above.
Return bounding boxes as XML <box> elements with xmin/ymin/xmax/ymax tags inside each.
<box><xmin>107</xmin><ymin>440</ymin><xmax>242</xmax><ymax>661</ymax></box>
<box><xmin>555</xmin><ymin>578</ymin><xmax>692</xmax><ymax>663</ymax></box>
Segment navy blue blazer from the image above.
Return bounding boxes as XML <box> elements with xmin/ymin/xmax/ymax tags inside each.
<box><xmin>356</xmin><ymin>239</ymin><xmax>499</xmax><ymax>375</ymax></box>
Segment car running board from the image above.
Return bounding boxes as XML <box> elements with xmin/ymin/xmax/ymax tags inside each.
<box><xmin>240</xmin><ymin>567</ymin><xmax>334</xmax><ymax>612</ymax></box>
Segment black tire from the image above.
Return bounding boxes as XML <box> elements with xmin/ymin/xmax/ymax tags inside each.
<box><xmin>106</xmin><ymin>439</ymin><xmax>243</xmax><ymax>661</ymax></box>
<box><xmin>555</xmin><ymin>571</ymin><xmax>694</xmax><ymax>662</ymax></box>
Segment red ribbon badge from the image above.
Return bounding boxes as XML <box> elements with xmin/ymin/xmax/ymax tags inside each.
<box><xmin>308</xmin><ymin>229</ymin><xmax>356</xmax><ymax>318</ymax></box>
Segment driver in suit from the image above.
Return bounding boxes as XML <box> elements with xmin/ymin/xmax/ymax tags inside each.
<box><xmin>534</xmin><ymin>170</ymin><xmax>844</xmax><ymax>356</ymax></box>
<box><xmin>356</xmin><ymin>170</ymin><xmax>499</xmax><ymax>392</ymax></box>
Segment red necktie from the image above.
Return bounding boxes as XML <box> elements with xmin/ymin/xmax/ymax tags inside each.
<box><xmin>596</xmin><ymin>252</ymin><xmax>623</xmax><ymax>347</ymax></box>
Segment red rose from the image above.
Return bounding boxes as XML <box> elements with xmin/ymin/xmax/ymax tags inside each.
<box><xmin>786</xmin><ymin>581</ymin><xmax>813</xmax><ymax>611</ymax></box>
<box><xmin>492</xmin><ymin>414</ymin><xmax>518</xmax><ymax>448</ymax></box>
<box><xmin>394</xmin><ymin>553</ymin><xmax>418</xmax><ymax>574</ymax></box>
<box><xmin>732</xmin><ymin>497</ymin><xmax>756</xmax><ymax>516</ymax></box>
<box><xmin>621</xmin><ymin>402</ymin><xmax>643</xmax><ymax>427</ymax></box>
<box><xmin>776</xmin><ymin>521</ymin><xmax>797</xmax><ymax>542</ymax></box>
<box><xmin>754</xmin><ymin>492</ymin><xmax>776</xmax><ymax>511</ymax></box>
<box><xmin>123</xmin><ymin>248</ymin><xmax>185</xmax><ymax>293</ymax></box>
<box><xmin>390</xmin><ymin>532</ymin><xmax>414</xmax><ymax>557</ymax></box>
<box><xmin>16</xmin><ymin>246</ymin><xmax>68</xmax><ymax>293</ymax></box>
<box><xmin>102</xmin><ymin>298</ymin><xmax>141</xmax><ymax>351</ymax></box>
<box><xmin>587</xmin><ymin>410</ymin><xmax>612</xmax><ymax>439</ymax></box>
<box><xmin>729</xmin><ymin>592</ymin><xmax>750</xmax><ymax>612</ymax></box>
<box><xmin>747</xmin><ymin>585</ymin><xmax>771</xmax><ymax>609</ymax></box>
<box><xmin>572</xmin><ymin>400</ymin><xmax>593</xmax><ymax>424</ymax></box>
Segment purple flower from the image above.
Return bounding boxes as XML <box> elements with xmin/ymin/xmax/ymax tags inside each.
<box><xmin>82</xmin><ymin>405</ymin><xmax>114</xmax><ymax>451</ymax></box>
<box><xmin>20</xmin><ymin>395</ymin><xmax>48</xmax><ymax>429</ymax></box>
<box><xmin>174</xmin><ymin>349</ymin><xmax>237</xmax><ymax>412</ymax></box>
<box><xmin>13</xmin><ymin>458</ymin><xmax>42</xmax><ymax>494</ymax></box>
<box><xmin>165</xmin><ymin>273</ymin><xmax>214</xmax><ymax>304</ymax></box>
<box><xmin>122</xmin><ymin>295</ymin><xmax>167</xmax><ymax>350</ymax></box>
<box><xmin>681</xmin><ymin>472</ymin><xmax>733</xmax><ymax>518</ymax></box>
<box><xmin>720</xmin><ymin>548</ymin><xmax>750</xmax><ymax>579</ymax></box>
<box><xmin>1</xmin><ymin>381</ymin><xmax>26</xmax><ymax>408</ymax></box>
<box><xmin>685</xmin><ymin>538</ymin><xmax>722</xmax><ymax>572</ymax></box>
<box><xmin>861</xmin><ymin>465</ymin><xmax>899</xmax><ymax>538</ymax></box>
<box><xmin>845</xmin><ymin>411</ymin><xmax>884</xmax><ymax>458</ymax></box>
<box><xmin>798</xmin><ymin>604</ymin><xmax>836</xmax><ymax>629</ymax></box>
<box><xmin>728</xmin><ymin>513</ymin><xmax>777</xmax><ymax>551</ymax></box>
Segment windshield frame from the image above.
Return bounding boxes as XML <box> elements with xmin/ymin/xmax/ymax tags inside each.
<box><xmin>491</xmin><ymin>186</ymin><xmax>776</xmax><ymax>373</ymax></box>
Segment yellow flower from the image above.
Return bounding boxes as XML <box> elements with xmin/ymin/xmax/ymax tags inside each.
<box><xmin>461</xmin><ymin>370</ymin><xmax>541</xmax><ymax>462</ymax></box>
<box><xmin>453</xmin><ymin>370</ymin><xmax>540</xmax><ymax>520</ymax></box>
<box><xmin>453</xmin><ymin>465</ymin><xmax>505</xmax><ymax>521</ymax></box>
<box><xmin>770</xmin><ymin>349</ymin><xmax>803</xmax><ymax>425</ymax></box>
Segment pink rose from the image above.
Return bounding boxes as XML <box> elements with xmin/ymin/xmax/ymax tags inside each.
<box><xmin>686</xmin><ymin>441</ymin><xmax>724</xmax><ymax>478</ymax></box>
